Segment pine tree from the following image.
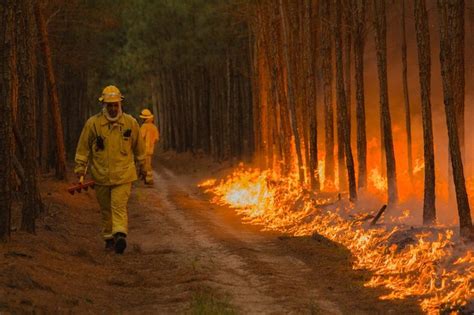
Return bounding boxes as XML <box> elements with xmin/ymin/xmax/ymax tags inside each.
<box><xmin>438</xmin><ymin>0</ymin><xmax>473</xmax><ymax>239</ymax></box>
<box><xmin>335</xmin><ymin>0</ymin><xmax>357</xmax><ymax>201</ymax></box>
<box><xmin>414</xmin><ymin>0</ymin><xmax>436</xmax><ymax>225</ymax></box>
<box><xmin>0</xmin><ymin>1</ymin><xmax>14</xmax><ymax>240</ymax></box>
<box><xmin>18</xmin><ymin>0</ymin><xmax>42</xmax><ymax>233</ymax></box>
<box><xmin>352</xmin><ymin>0</ymin><xmax>367</xmax><ymax>190</ymax></box>
<box><xmin>319</xmin><ymin>0</ymin><xmax>335</xmax><ymax>188</ymax></box>
<box><xmin>401</xmin><ymin>0</ymin><xmax>414</xmax><ymax>181</ymax></box>
<box><xmin>34</xmin><ymin>1</ymin><xmax>67</xmax><ymax>180</ymax></box>
<box><xmin>373</xmin><ymin>0</ymin><xmax>398</xmax><ymax>205</ymax></box>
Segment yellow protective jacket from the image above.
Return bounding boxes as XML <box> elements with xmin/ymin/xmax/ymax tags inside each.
<box><xmin>139</xmin><ymin>121</ymin><xmax>159</xmax><ymax>155</ymax></box>
<box><xmin>74</xmin><ymin>113</ymin><xmax>146</xmax><ymax>185</ymax></box>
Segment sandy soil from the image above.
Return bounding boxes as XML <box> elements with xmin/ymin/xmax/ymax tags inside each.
<box><xmin>0</xmin><ymin>153</ymin><xmax>422</xmax><ymax>314</ymax></box>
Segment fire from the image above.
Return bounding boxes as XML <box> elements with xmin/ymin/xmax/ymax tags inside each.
<box><xmin>198</xmin><ymin>178</ymin><xmax>217</xmax><ymax>188</ymax></box>
<box><xmin>413</xmin><ymin>158</ymin><xmax>425</xmax><ymax>174</ymax></box>
<box><xmin>369</xmin><ymin>168</ymin><xmax>388</xmax><ymax>193</ymax></box>
<box><xmin>318</xmin><ymin>159</ymin><xmax>325</xmax><ymax>190</ymax></box>
<box><xmin>200</xmin><ymin>167</ymin><xmax>474</xmax><ymax>314</ymax></box>
<box><xmin>390</xmin><ymin>209</ymin><xmax>411</xmax><ymax>224</ymax></box>
<box><xmin>210</xmin><ymin>168</ymin><xmax>273</xmax><ymax>216</ymax></box>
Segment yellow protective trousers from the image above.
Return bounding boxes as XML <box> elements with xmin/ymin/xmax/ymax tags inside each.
<box><xmin>144</xmin><ymin>155</ymin><xmax>154</xmax><ymax>184</ymax></box>
<box><xmin>95</xmin><ymin>183</ymin><xmax>132</xmax><ymax>240</ymax></box>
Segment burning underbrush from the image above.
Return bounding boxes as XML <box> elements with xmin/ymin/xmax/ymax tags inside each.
<box><xmin>199</xmin><ymin>166</ymin><xmax>474</xmax><ymax>314</ymax></box>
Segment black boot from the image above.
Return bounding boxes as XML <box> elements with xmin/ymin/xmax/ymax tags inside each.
<box><xmin>113</xmin><ymin>232</ymin><xmax>127</xmax><ymax>254</ymax></box>
<box><xmin>105</xmin><ymin>239</ymin><xmax>115</xmax><ymax>251</ymax></box>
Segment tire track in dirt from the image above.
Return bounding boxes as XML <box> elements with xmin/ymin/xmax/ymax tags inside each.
<box><xmin>148</xmin><ymin>166</ymin><xmax>343</xmax><ymax>314</ymax></box>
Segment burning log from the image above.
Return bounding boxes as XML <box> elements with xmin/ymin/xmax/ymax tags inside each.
<box><xmin>350</xmin><ymin>213</ymin><xmax>374</xmax><ymax>223</ymax></box>
<box><xmin>387</xmin><ymin>226</ymin><xmax>445</xmax><ymax>252</ymax></box>
<box><xmin>348</xmin><ymin>205</ymin><xmax>386</xmax><ymax>224</ymax></box>
<box><xmin>370</xmin><ymin>204</ymin><xmax>387</xmax><ymax>226</ymax></box>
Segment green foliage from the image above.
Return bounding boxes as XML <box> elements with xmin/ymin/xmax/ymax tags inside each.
<box><xmin>48</xmin><ymin>0</ymin><xmax>249</xmax><ymax>114</ymax></box>
<box><xmin>105</xmin><ymin>0</ymin><xmax>247</xmax><ymax>111</ymax></box>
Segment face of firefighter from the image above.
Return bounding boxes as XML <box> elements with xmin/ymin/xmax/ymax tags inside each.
<box><xmin>106</xmin><ymin>102</ymin><xmax>120</xmax><ymax>118</ymax></box>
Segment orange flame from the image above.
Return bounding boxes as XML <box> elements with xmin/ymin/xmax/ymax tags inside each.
<box><xmin>200</xmin><ymin>167</ymin><xmax>474</xmax><ymax>314</ymax></box>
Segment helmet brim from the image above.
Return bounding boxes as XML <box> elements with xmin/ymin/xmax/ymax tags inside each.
<box><xmin>99</xmin><ymin>96</ymin><xmax>124</xmax><ymax>103</ymax></box>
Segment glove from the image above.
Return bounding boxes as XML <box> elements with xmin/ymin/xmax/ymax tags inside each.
<box><xmin>74</xmin><ymin>163</ymin><xmax>86</xmax><ymax>183</ymax></box>
<box><xmin>74</xmin><ymin>163</ymin><xmax>86</xmax><ymax>175</ymax></box>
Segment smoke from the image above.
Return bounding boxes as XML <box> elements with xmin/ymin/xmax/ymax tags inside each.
<box><xmin>313</xmin><ymin>0</ymin><xmax>474</xmax><ymax>225</ymax></box>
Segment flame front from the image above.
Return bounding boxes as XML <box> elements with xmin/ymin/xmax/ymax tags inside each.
<box><xmin>201</xmin><ymin>167</ymin><xmax>474</xmax><ymax>314</ymax></box>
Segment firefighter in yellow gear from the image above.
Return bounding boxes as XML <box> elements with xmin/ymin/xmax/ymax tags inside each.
<box><xmin>74</xmin><ymin>85</ymin><xmax>146</xmax><ymax>254</ymax></box>
<box><xmin>139</xmin><ymin>109</ymin><xmax>159</xmax><ymax>185</ymax></box>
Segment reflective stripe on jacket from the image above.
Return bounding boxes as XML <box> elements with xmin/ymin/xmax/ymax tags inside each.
<box><xmin>74</xmin><ymin>113</ymin><xmax>146</xmax><ymax>185</ymax></box>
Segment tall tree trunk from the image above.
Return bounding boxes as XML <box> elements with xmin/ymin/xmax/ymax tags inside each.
<box><xmin>414</xmin><ymin>0</ymin><xmax>436</xmax><ymax>225</ymax></box>
<box><xmin>373</xmin><ymin>0</ymin><xmax>398</xmax><ymax>205</ymax></box>
<box><xmin>344</xmin><ymin>0</ymin><xmax>352</xmax><ymax>146</ymax></box>
<box><xmin>450</xmin><ymin>2</ymin><xmax>465</xmax><ymax>156</ymax></box>
<box><xmin>9</xmin><ymin>10</ymin><xmax>18</xmax><ymax>124</ymax></box>
<box><xmin>150</xmin><ymin>78</ymin><xmax>160</xmax><ymax>137</ymax></box>
<box><xmin>319</xmin><ymin>0</ymin><xmax>335</xmax><ymax>188</ymax></box>
<box><xmin>243</xmin><ymin>36</ymin><xmax>254</xmax><ymax>162</ymax></box>
<box><xmin>307</xmin><ymin>0</ymin><xmax>320</xmax><ymax>191</ymax></box>
<box><xmin>338</xmin><ymin>0</ymin><xmax>352</xmax><ymax>193</ymax></box>
<box><xmin>335</xmin><ymin>0</ymin><xmax>357</xmax><ymax>201</ymax></box>
<box><xmin>0</xmin><ymin>1</ymin><xmax>14</xmax><ymax>240</ymax></box>
<box><xmin>263</xmin><ymin>6</ymin><xmax>287</xmax><ymax>173</ymax></box>
<box><xmin>18</xmin><ymin>0</ymin><xmax>41</xmax><ymax>233</ymax></box>
<box><xmin>352</xmin><ymin>0</ymin><xmax>367</xmax><ymax>190</ymax></box>
<box><xmin>34</xmin><ymin>2</ymin><xmax>67</xmax><ymax>180</ymax></box>
<box><xmin>251</xmin><ymin>31</ymin><xmax>263</xmax><ymax>167</ymax></box>
<box><xmin>295</xmin><ymin>1</ymin><xmax>310</xmax><ymax>183</ymax></box>
<box><xmin>447</xmin><ymin>0</ymin><xmax>466</xmax><ymax>202</ymax></box>
<box><xmin>438</xmin><ymin>0</ymin><xmax>473</xmax><ymax>239</ymax></box>
<box><xmin>401</xmin><ymin>0</ymin><xmax>414</xmax><ymax>181</ymax></box>
<box><xmin>414</xmin><ymin>0</ymin><xmax>436</xmax><ymax>224</ymax></box>
<box><xmin>336</xmin><ymin>3</ymin><xmax>346</xmax><ymax>192</ymax></box>
<box><xmin>276</xmin><ymin>7</ymin><xmax>293</xmax><ymax>177</ymax></box>
<box><xmin>224</xmin><ymin>54</ymin><xmax>232</xmax><ymax>160</ymax></box>
<box><xmin>336</xmin><ymin>88</ymin><xmax>347</xmax><ymax>191</ymax></box>
<box><xmin>279</xmin><ymin>0</ymin><xmax>305</xmax><ymax>183</ymax></box>
<box><xmin>40</xmin><ymin>78</ymin><xmax>50</xmax><ymax>172</ymax></box>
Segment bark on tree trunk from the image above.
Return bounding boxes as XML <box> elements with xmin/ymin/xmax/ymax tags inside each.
<box><xmin>450</xmin><ymin>1</ymin><xmax>465</xmax><ymax>156</ymax></box>
<box><xmin>401</xmin><ymin>0</ymin><xmax>414</xmax><ymax>182</ymax></box>
<box><xmin>279</xmin><ymin>0</ymin><xmax>305</xmax><ymax>184</ymax></box>
<box><xmin>335</xmin><ymin>0</ymin><xmax>357</xmax><ymax>201</ymax></box>
<box><xmin>224</xmin><ymin>54</ymin><xmax>232</xmax><ymax>160</ymax></box>
<box><xmin>438</xmin><ymin>0</ymin><xmax>473</xmax><ymax>239</ymax></box>
<box><xmin>307</xmin><ymin>0</ymin><xmax>320</xmax><ymax>191</ymax></box>
<box><xmin>373</xmin><ymin>0</ymin><xmax>398</xmax><ymax>205</ymax></box>
<box><xmin>271</xmin><ymin>4</ymin><xmax>291</xmax><ymax>174</ymax></box>
<box><xmin>319</xmin><ymin>0</ymin><xmax>335</xmax><ymax>188</ymax></box>
<box><xmin>34</xmin><ymin>2</ymin><xmax>67</xmax><ymax>180</ymax></box>
<box><xmin>352</xmin><ymin>0</ymin><xmax>367</xmax><ymax>190</ymax></box>
<box><xmin>18</xmin><ymin>0</ymin><xmax>42</xmax><ymax>233</ymax></box>
<box><xmin>0</xmin><ymin>1</ymin><xmax>14</xmax><ymax>240</ymax></box>
<box><xmin>414</xmin><ymin>0</ymin><xmax>436</xmax><ymax>225</ymax></box>
<box><xmin>344</xmin><ymin>0</ymin><xmax>352</xmax><ymax>146</ymax></box>
<box><xmin>40</xmin><ymin>78</ymin><xmax>50</xmax><ymax>172</ymax></box>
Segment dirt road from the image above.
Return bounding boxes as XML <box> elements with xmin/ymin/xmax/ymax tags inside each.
<box><xmin>0</xmin><ymin>161</ymin><xmax>422</xmax><ymax>314</ymax></box>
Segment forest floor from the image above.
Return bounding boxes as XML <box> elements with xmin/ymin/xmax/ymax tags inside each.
<box><xmin>0</xmin><ymin>152</ymin><xmax>422</xmax><ymax>314</ymax></box>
